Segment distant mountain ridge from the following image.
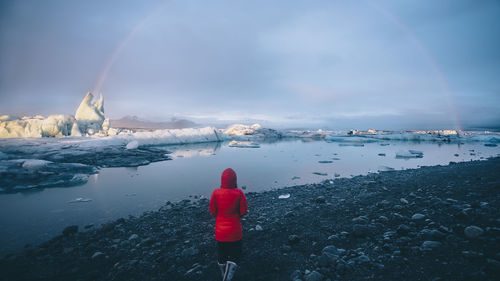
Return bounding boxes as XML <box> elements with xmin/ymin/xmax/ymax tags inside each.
<box><xmin>110</xmin><ymin>116</ymin><xmax>197</xmax><ymax>130</ymax></box>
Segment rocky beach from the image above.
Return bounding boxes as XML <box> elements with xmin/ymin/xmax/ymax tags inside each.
<box><xmin>1</xmin><ymin>157</ymin><xmax>499</xmax><ymax>281</ymax></box>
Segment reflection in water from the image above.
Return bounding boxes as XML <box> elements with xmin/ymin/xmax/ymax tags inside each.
<box><xmin>165</xmin><ymin>141</ymin><xmax>222</xmax><ymax>159</ymax></box>
<box><xmin>0</xmin><ymin>139</ymin><xmax>499</xmax><ymax>255</ymax></box>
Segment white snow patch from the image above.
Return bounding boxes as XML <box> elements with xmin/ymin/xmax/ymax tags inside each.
<box><xmin>278</xmin><ymin>194</ymin><xmax>291</xmax><ymax>199</ymax></box>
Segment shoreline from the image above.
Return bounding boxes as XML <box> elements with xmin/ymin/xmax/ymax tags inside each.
<box><xmin>1</xmin><ymin>158</ymin><xmax>500</xmax><ymax>280</ymax></box>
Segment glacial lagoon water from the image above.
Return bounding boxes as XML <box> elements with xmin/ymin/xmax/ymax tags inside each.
<box><xmin>1</xmin><ymin>139</ymin><xmax>499</xmax><ymax>255</ymax></box>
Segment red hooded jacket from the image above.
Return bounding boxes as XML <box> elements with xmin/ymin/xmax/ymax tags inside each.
<box><xmin>209</xmin><ymin>168</ymin><xmax>248</xmax><ymax>242</ymax></box>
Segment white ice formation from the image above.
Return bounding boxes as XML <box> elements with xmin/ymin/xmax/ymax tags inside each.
<box><xmin>0</xmin><ymin>92</ymin><xmax>107</xmax><ymax>138</ymax></box>
<box><xmin>75</xmin><ymin>92</ymin><xmax>106</xmax><ymax>135</ymax></box>
<box><xmin>228</xmin><ymin>140</ymin><xmax>261</xmax><ymax>148</ymax></box>
<box><xmin>223</xmin><ymin>124</ymin><xmax>262</xmax><ymax>136</ymax></box>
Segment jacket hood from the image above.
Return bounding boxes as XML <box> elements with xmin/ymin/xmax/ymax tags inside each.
<box><xmin>221</xmin><ymin>168</ymin><xmax>237</xmax><ymax>188</ymax></box>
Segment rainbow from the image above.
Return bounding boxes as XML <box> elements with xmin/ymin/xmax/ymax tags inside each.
<box><xmin>93</xmin><ymin>1</ymin><xmax>462</xmax><ymax>130</ymax></box>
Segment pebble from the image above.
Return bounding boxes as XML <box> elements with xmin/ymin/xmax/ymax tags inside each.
<box><xmin>353</xmin><ymin>224</ymin><xmax>372</xmax><ymax>237</ymax></box>
<box><xmin>255</xmin><ymin>225</ymin><xmax>263</xmax><ymax>231</ymax></box>
<box><xmin>411</xmin><ymin>214</ymin><xmax>425</xmax><ymax>220</ymax></box>
<box><xmin>315</xmin><ymin>196</ymin><xmax>326</xmax><ymax>203</ymax></box>
<box><xmin>397</xmin><ymin>224</ymin><xmax>411</xmax><ymax>235</ymax></box>
<box><xmin>464</xmin><ymin>226</ymin><xmax>484</xmax><ymax>239</ymax></box>
<box><xmin>304</xmin><ymin>270</ymin><xmax>323</xmax><ymax>281</ymax></box>
<box><xmin>421</xmin><ymin>241</ymin><xmax>442</xmax><ymax>251</ymax></box>
<box><xmin>181</xmin><ymin>247</ymin><xmax>199</xmax><ymax>257</ymax></box>
<box><xmin>91</xmin><ymin>252</ymin><xmax>104</xmax><ymax>259</ymax></box>
<box><xmin>128</xmin><ymin>234</ymin><xmax>139</xmax><ymax>240</ymax></box>
<box><xmin>288</xmin><ymin>235</ymin><xmax>300</xmax><ymax>244</ymax></box>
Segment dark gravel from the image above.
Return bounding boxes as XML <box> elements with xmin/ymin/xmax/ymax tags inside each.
<box><xmin>1</xmin><ymin>158</ymin><xmax>499</xmax><ymax>281</ymax></box>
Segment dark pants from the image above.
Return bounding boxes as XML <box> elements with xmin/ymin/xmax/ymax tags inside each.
<box><xmin>217</xmin><ymin>240</ymin><xmax>242</xmax><ymax>264</ymax></box>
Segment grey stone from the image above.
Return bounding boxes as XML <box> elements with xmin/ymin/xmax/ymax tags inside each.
<box><xmin>181</xmin><ymin>246</ymin><xmax>199</xmax><ymax>257</ymax></box>
<box><xmin>288</xmin><ymin>235</ymin><xmax>300</xmax><ymax>244</ymax></box>
<box><xmin>322</xmin><ymin>245</ymin><xmax>339</xmax><ymax>256</ymax></box>
<box><xmin>421</xmin><ymin>241</ymin><xmax>442</xmax><ymax>251</ymax></box>
<box><xmin>353</xmin><ymin>224</ymin><xmax>372</xmax><ymax>237</ymax></box>
<box><xmin>411</xmin><ymin>213</ymin><xmax>425</xmax><ymax>220</ymax></box>
<box><xmin>315</xmin><ymin>196</ymin><xmax>326</xmax><ymax>203</ymax></box>
<box><xmin>91</xmin><ymin>251</ymin><xmax>104</xmax><ymax>259</ymax></box>
<box><xmin>353</xmin><ymin>255</ymin><xmax>371</xmax><ymax>263</ymax></box>
<box><xmin>397</xmin><ymin>224</ymin><xmax>410</xmax><ymax>235</ymax></box>
<box><xmin>304</xmin><ymin>270</ymin><xmax>323</xmax><ymax>281</ymax></box>
<box><xmin>352</xmin><ymin>216</ymin><xmax>369</xmax><ymax>224</ymax></box>
<box><xmin>420</xmin><ymin>229</ymin><xmax>445</xmax><ymax>240</ymax></box>
<box><xmin>464</xmin><ymin>226</ymin><xmax>483</xmax><ymax>239</ymax></box>
<box><xmin>291</xmin><ymin>269</ymin><xmax>302</xmax><ymax>281</ymax></box>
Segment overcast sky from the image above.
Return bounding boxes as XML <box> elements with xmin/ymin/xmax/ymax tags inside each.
<box><xmin>1</xmin><ymin>0</ymin><xmax>499</xmax><ymax>130</ymax></box>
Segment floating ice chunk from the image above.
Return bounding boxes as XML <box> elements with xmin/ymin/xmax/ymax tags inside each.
<box><xmin>228</xmin><ymin>140</ymin><xmax>260</xmax><ymax>148</ymax></box>
<box><xmin>22</xmin><ymin>159</ymin><xmax>52</xmax><ymax>169</ymax></box>
<box><xmin>126</xmin><ymin>140</ymin><xmax>139</xmax><ymax>150</ymax></box>
<box><xmin>278</xmin><ymin>193</ymin><xmax>291</xmax><ymax>199</ymax></box>
<box><xmin>68</xmin><ymin>197</ymin><xmax>92</xmax><ymax>203</ymax></box>
<box><xmin>408</xmin><ymin>150</ymin><xmax>423</xmax><ymax>156</ymax></box>
<box><xmin>396</xmin><ymin>150</ymin><xmax>424</xmax><ymax>158</ymax></box>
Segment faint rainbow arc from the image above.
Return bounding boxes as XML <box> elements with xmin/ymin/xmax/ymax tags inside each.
<box><xmin>367</xmin><ymin>0</ymin><xmax>462</xmax><ymax>130</ymax></box>
<box><xmin>92</xmin><ymin>1</ymin><xmax>168</xmax><ymax>95</ymax></box>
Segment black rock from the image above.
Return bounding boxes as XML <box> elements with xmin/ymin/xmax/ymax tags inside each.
<box><xmin>397</xmin><ymin>224</ymin><xmax>411</xmax><ymax>235</ymax></box>
<box><xmin>315</xmin><ymin>196</ymin><xmax>326</xmax><ymax>203</ymax></box>
<box><xmin>62</xmin><ymin>225</ymin><xmax>78</xmax><ymax>236</ymax></box>
<box><xmin>288</xmin><ymin>235</ymin><xmax>300</xmax><ymax>244</ymax></box>
<box><xmin>353</xmin><ymin>224</ymin><xmax>372</xmax><ymax>237</ymax></box>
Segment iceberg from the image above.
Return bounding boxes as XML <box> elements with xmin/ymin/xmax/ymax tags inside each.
<box><xmin>0</xmin><ymin>92</ymin><xmax>106</xmax><ymax>138</ymax></box>
<box><xmin>75</xmin><ymin>92</ymin><xmax>106</xmax><ymax>135</ymax></box>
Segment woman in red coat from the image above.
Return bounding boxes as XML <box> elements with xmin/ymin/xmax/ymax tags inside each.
<box><xmin>210</xmin><ymin>168</ymin><xmax>248</xmax><ymax>281</ymax></box>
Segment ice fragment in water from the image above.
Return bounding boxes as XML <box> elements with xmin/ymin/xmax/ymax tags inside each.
<box><xmin>278</xmin><ymin>193</ymin><xmax>291</xmax><ymax>199</ymax></box>
<box><xmin>68</xmin><ymin>197</ymin><xmax>92</xmax><ymax>203</ymax></box>
<box><xmin>228</xmin><ymin>140</ymin><xmax>260</xmax><ymax>148</ymax></box>
<box><xmin>396</xmin><ymin>150</ymin><xmax>423</xmax><ymax>158</ymax></box>
<box><xmin>126</xmin><ymin>141</ymin><xmax>139</xmax><ymax>150</ymax></box>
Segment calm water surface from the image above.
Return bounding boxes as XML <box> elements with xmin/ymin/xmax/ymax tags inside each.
<box><xmin>0</xmin><ymin>139</ymin><xmax>499</xmax><ymax>255</ymax></box>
